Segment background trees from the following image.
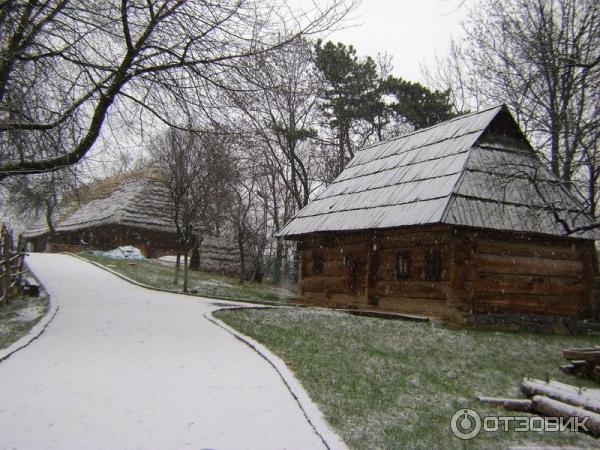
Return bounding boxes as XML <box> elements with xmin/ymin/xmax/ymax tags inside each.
<box><xmin>0</xmin><ymin>0</ymin><xmax>351</xmax><ymax>180</ymax></box>
<box><xmin>149</xmin><ymin>128</ymin><xmax>207</xmax><ymax>291</ymax></box>
<box><xmin>2</xmin><ymin>0</ymin><xmax>462</xmax><ymax>284</ymax></box>
<box><xmin>314</xmin><ymin>40</ymin><xmax>455</xmax><ymax>177</ymax></box>
<box><xmin>426</xmin><ymin>0</ymin><xmax>600</xmax><ymax>222</ymax></box>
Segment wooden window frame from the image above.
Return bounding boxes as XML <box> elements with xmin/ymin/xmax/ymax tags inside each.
<box><xmin>425</xmin><ymin>249</ymin><xmax>443</xmax><ymax>281</ymax></box>
<box><xmin>395</xmin><ymin>250</ymin><xmax>411</xmax><ymax>280</ymax></box>
<box><xmin>313</xmin><ymin>248</ymin><xmax>324</xmax><ymax>275</ymax></box>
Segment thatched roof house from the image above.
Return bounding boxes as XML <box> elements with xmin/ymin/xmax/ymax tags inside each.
<box><xmin>24</xmin><ymin>172</ymin><xmax>241</xmax><ymax>275</ymax></box>
<box><xmin>280</xmin><ymin>105</ymin><xmax>598</xmax><ymax>328</ymax></box>
<box><xmin>23</xmin><ymin>172</ymin><xmax>177</xmax><ymax>256</ymax></box>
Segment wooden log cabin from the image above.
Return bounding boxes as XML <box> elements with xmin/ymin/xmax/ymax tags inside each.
<box><xmin>279</xmin><ymin>105</ymin><xmax>599</xmax><ymax>325</ymax></box>
<box><xmin>22</xmin><ymin>171</ymin><xmax>242</xmax><ymax>275</ymax></box>
<box><xmin>23</xmin><ymin>171</ymin><xmax>181</xmax><ymax>257</ymax></box>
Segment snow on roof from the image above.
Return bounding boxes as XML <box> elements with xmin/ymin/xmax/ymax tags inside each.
<box><xmin>23</xmin><ymin>174</ymin><xmax>177</xmax><ymax>238</ymax></box>
<box><xmin>279</xmin><ymin>105</ymin><xmax>599</xmax><ymax>240</ymax></box>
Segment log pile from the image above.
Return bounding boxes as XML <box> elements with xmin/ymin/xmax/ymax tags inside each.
<box><xmin>478</xmin><ymin>378</ymin><xmax>600</xmax><ymax>436</ymax></box>
<box><xmin>560</xmin><ymin>347</ymin><xmax>600</xmax><ymax>381</ymax></box>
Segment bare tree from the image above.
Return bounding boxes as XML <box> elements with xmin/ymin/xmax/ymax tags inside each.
<box><xmin>228</xmin><ymin>166</ymin><xmax>266</xmax><ymax>284</ymax></box>
<box><xmin>468</xmin><ymin>0</ymin><xmax>599</xmax><ymax>182</ymax></box>
<box><xmin>149</xmin><ymin>128</ymin><xmax>206</xmax><ymax>292</ymax></box>
<box><xmin>225</xmin><ymin>38</ymin><xmax>322</xmax><ymax>283</ymax></box>
<box><xmin>4</xmin><ymin>167</ymin><xmax>81</xmax><ymax>246</ymax></box>
<box><xmin>424</xmin><ymin>0</ymin><xmax>600</xmax><ymax>222</ymax></box>
<box><xmin>421</xmin><ymin>39</ymin><xmax>484</xmax><ymax>114</ymax></box>
<box><xmin>0</xmin><ymin>0</ymin><xmax>354</xmax><ymax>180</ymax></box>
<box><xmin>228</xmin><ymin>38</ymin><xmax>320</xmax><ymax>211</ymax></box>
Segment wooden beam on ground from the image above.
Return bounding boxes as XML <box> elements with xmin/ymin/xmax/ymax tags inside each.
<box><xmin>522</xmin><ymin>379</ymin><xmax>600</xmax><ymax>414</ymax></box>
<box><xmin>531</xmin><ymin>395</ymin><xmax>600</xmax><ymax>436</ymax></box>
<box><xmin>477</xmin><ymin>396</ymin><xmax>532</xmax><ymax>412</ymax></box>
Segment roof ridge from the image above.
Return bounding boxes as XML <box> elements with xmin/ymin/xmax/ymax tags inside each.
<box><xmin>357</xmin><ymin>104</ymin><xmax>504</xmax><ymax>153</ymax></box>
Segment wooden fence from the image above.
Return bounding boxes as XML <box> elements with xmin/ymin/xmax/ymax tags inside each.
<box><xmin>0</xmin><ymin>224</ymin><xmax>27</xmax><ymax>305</ymax></box>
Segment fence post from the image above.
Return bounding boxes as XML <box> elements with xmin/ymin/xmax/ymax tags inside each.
<box><xmin>1</xmin><ymin>224</ymin><xmax>10</xmax><ymax>305</ymax></box>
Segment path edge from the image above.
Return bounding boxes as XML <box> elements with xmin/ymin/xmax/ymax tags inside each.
<box><xmin>205</xmin><ymin>307</ymin><xmax>348</xmax><ymax>450</ymax></box>
<box><xmin>0</xmin><ymin>266</ymin><xmax>59</xmax><ymax>363</ymax></box>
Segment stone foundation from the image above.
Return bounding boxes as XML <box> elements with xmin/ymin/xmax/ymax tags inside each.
<box><xmin>466</xmin><ymin>312</ymin><xmax>589</xmax><ymax>334</ymax></box>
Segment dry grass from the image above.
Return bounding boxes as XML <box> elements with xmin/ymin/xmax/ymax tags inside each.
<box><xmin>0</xmin><ymin>293</ymin><xmax>48</xmax><ymax>350</ymax></box>
<box><xmin>78</xmin><ymin>252</ymin><xmax>297</xmax><ymax>304</ymax></box>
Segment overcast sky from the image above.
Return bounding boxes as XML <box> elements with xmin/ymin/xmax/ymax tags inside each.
<box><xmin>296</xmin><ymin>0</ymin><xmax>475</xmax><ymax>84</ymax></box>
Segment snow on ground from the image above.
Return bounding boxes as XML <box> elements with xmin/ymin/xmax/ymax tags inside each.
<box><xmin>196</xmin><ymin>279</ymin><xmax>235</xmax><ymax>288</ymax></box>
<box><xmin>13</xmin><ymin>304</ymin><xmax>45</xmax><ymax>322</ymax></box>
<box><xmin>93</xmin><ymin>245</ymin><xmax>145</xmax><ymax>260</ymax></box>
<box><xmin>157</xmin><ymin>255</ymin><xmax>178</xmax><ymax>263</ymax></box>
<box><xmin>0</xmin><ymin>253</ymin><xmax>328</xmax><ymax>450</ymax></box>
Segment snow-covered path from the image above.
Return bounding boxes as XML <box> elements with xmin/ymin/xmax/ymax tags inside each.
<box><xmin>0</xmin><ymin>253</ymin><xmax>327</xmax><ymax>450</ymax></box>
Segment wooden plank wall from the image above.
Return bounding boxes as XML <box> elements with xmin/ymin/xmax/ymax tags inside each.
<box><xmin>50</xmin><ymin>225</ymin><xmax>180</xmax><ymax>257</ymax></box>
<box><xmin>298</xmin><ymin>226</ymin><xmax>459</xmax><ymax>318</ymax></box>
<box><xmin>297</xmin><ymin>226</ymin><xmax>596</xmax><ymax>321</ymax></box>
<box><xmin>464</xmin><ymin>230</ymin><xmax>596</xmax><ymax>318</ymax></box>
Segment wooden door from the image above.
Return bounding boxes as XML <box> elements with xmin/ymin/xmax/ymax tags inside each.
<box><xmin>348</xmin><ymin>256</ymin><xmax>367</xmax><ymax>299</ymax></box>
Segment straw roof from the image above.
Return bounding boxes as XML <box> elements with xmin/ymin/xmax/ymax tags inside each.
<box><xmin>279</xmin><ymin>105</ymin><xmax>599</xmax><ymax>240</ymax></box>
<box><xmin>23</xmin><ymin>172</ymin><xmax>176</xmax><ymax>238</ymax></box>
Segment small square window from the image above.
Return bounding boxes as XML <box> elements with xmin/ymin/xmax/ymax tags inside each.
<box><xmin>396</xmin><ymin>251</ymin><xmax>411</xmax><ymax>279</ymax></box>
<box><xmin>425</xmin><ymin>249</ymin><xmax>442</xmax><ymax>281</ymax></box>
<box><xmin>313</xmin><ymin>248</ymin><xmax>324</xmax><ymax>275</ymax></box>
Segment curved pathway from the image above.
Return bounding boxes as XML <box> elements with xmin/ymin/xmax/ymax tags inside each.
<box><xmin>0</xmin><ymin>253</ymin><xmax>329</xmax><ymax>449</ymax></box>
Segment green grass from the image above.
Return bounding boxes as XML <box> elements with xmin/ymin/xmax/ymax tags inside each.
<box><xmin>0</xmin><ymin>293</ymin><xmax>49</xmax><ymax>350</ymax></box>
<box><xmin>77</xmin><ymin>252</ymin><xmax>296</xmax><ymax>303</ymax></box>
<box><xmin>215</xmin><ymin>308</ymin><xmax>600</xmax><ymax>449</ymax></box>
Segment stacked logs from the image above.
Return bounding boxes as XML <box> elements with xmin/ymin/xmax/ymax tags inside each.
<box><xmin>478</xmin><ymin>378</ymin><xmax>600</xmax><ymax>436</ymax></box>
<box><xmin>560</xmin><ymin>348</ymin><xmax>600</xmax><ymax>381</ymax></box>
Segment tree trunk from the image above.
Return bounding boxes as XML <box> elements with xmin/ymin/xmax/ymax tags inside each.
<box><xmin>338</xmin><ymin>128</ymin><xmax>346</xmax><ymax>175</ymax></box>
<box><xmin>189</xmin><ymin>238</ymin><xmax>200</xmax><ymax>271</ymax></box>
<box><xmin>183</xmin><ymin>250</ymin><xmax>189</xmax><ymax>293</ymax></box>
<box><xmin>174</xmin><ymin>249</ymin><xmax>181</xmax><ymax>286</ymax></box>
<box><xmin>589</xmin><ymin>164</ymin><xmax>597</xmax><ymax>218</ymax></box>
<box><xmin>238</xmin><ymin>238</ymin><xmax>245</xmax><ymax>284</ymax></box>
<box><xmin>252</xmin><ymin>258</ymin><xmax>263</xmax><ymax>283</ymax></box>
<box><xmin>44</xmin><ymin>201</ymin><xmax>56</xmax><ymax>253</ymax></box>
<box><xmin>272</xmin><ymin>238</ymin><xmax>284</xmax><ymax>285</ymax></box>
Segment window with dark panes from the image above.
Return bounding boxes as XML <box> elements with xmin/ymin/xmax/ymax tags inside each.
<box><xmin>395</xmin><ymin>251</ymin><xmax>411</xmax><ymax>279</ymax></box>
<box><xmin>425</xmin><ymin>249</ymin><xmax>442</xmax><ymax>281</ymax></box>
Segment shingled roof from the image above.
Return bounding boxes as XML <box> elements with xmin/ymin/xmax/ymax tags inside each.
<box><xmin>279</xmin><ymin>105</ymin><xmax>599</xmax><ymax>239</ymax></box>
<box><xmin>23</xmin><ymin>173</ymin><xmax>176</xmax><ymax>238</ymax></box>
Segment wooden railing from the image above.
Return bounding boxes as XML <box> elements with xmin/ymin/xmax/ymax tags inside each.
<box><xmin>0</xmin><ymin>224</ymin><xmax>27</xmax><ymax>305</ymax></box>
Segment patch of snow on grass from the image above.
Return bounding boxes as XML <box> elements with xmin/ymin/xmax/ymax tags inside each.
<box><xmin>13</xmin><ymin>304</ymin><xmax>45</xmax><ymax>322</ymax></box>
<box><xmin>196</xmin><ymin>279</ymin><xmax>235</xmax><ymax>288</ymax></box>
<box><xmin>94</xmin><ymin>245</ymin><xmax>145</xmax><ymax>260</ymax></box>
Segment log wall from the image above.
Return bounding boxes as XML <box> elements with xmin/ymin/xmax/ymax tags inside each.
<box><xmin>47</xmin><ymin>225</ymin><xmax>179</xmax><ymax>257</ymax></box>
<box><xmin>463</xmin><ymin>229</ymin><xmax>596</xmax><ymax>318</ymax></box>
<box><xmin>298</xmin><ymin>225</ymin><xmax>459</xmax><ymax>318</ymax></box>
<box><xmin>296</xmin><ymin>225</ymin><xmax>596</xmax><ymax>321</ymax></box>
